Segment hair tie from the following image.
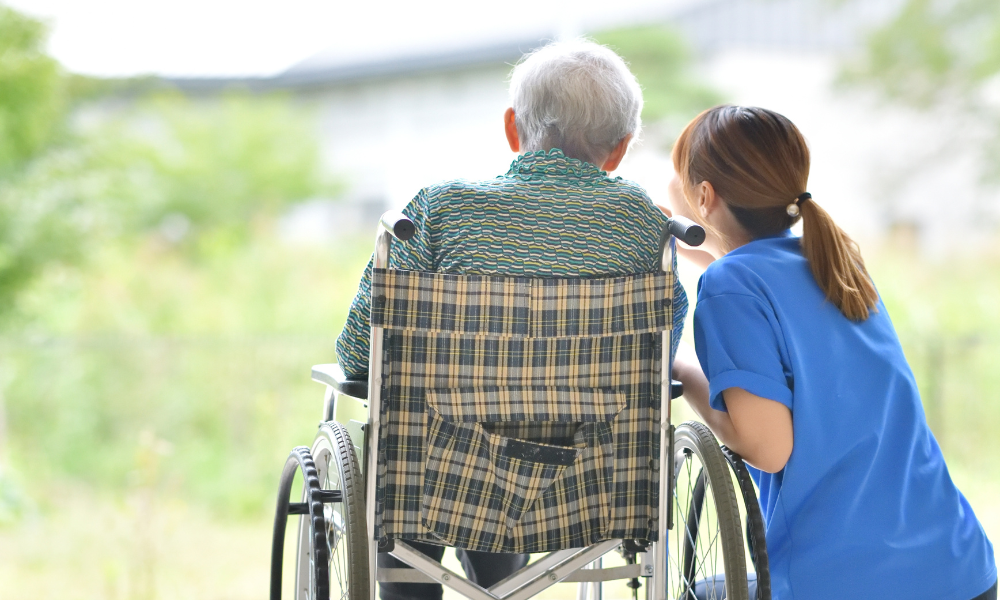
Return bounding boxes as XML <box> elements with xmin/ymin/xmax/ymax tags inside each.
<box><xmin>786</xmin><ymin>192</ymin><xmax>811</xmax><ymax>217</ymax></box>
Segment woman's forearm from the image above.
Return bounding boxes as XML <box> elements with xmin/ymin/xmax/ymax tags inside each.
<box><xmin>674</xmin><ymin>359</ymin><xmax>739</xmax><ymax>446</ymax></box>
<box><xmin>674</xmin><ymin>356</ymin><xmax>793</xmax><ymax>473</ymax></box>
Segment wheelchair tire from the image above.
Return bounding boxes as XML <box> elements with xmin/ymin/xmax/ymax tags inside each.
<box><xmin>295</xmin><ymin>422</ymin><xmax>369</xmax><ymax>600</ymax></box>
<box><xmin>722</xmin><ymin>446</ymin><xmax>771</xmax><ymax>600</ymax></box>
<box><xmin>670</xmin><ymin>421</ymin><xmax>749</xmax><ymax>600</ymax></box>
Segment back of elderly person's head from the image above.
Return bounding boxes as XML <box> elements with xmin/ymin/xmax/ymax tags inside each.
<box><xmin>509</xmin><ymin>39</ymin><xmax>643</xmax><ymax>167</ymax></box>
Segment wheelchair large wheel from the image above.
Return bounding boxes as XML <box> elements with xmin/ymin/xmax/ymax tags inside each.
<box><xmin>295</xmin><ymin>422</ymin><xmax>369</xmax><ymax>600</ymax></box>
<box><xmin>722</xmin><ymin>447</ymin><xmax>771</xmax><ymax>600</ymax></box>
<box><xmin>669</xmin><ymin>421</ymin><xmax>749</xmax><ymax>600</ymax></box>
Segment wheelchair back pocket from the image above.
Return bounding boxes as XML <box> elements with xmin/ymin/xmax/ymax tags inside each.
<box><xmin>421</xmin><ymin>386</ymin><xmax>625</xmax><ymax>552</ymax></box>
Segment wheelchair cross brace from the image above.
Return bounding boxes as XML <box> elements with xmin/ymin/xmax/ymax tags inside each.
<box><xmin>388</xmin><ymin>539</ymin><xmax>624</xmax><ymax>600</ymax></box>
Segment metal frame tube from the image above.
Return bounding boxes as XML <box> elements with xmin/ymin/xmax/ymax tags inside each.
<box><xmin>566</xmin><ymin>563</ymin><xmax>640</xmax><ymax>583</ymax></box>
<box><xmin>391</xmin><ymin>541</ymin><xmax>499</xmax><ymax>600</ymax></box>
<box><xmin>489</xmin><ymin>549</ymin><xmax>580</xmax><ymax>596</ymax></box>
<box><xmin>321</xmin><ymin>386</ymin><xmax>336</xmax><ymax>423</ymax></box>
<box><xmin>577</xmin><ymin>557</ymin><xmax>603</xmax><ymax>600</ymax></box>
<box><xmin>502</xmin><ymin>540</ymin><xmax>622</xmax><ymax>600</ymax></box>
<box><xmin>652</xmin><ymin>236</ymin><xmax>677</xmax><ymax>600</ymax></box>
<box><xmin>366</xmin><ymin>229</ymin><xmax>392</xmax><ymax>600</ymax></box>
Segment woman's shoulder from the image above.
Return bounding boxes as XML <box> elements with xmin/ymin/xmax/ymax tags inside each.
<box><xmin>699</xmin><ymin>252</ymin><xmax>767</xmax><ymax>300</ymax></box>
<box><xmin>699</xmin><ymin>236</ymin><xmax>804</xmax><ymax>300</ymax></box>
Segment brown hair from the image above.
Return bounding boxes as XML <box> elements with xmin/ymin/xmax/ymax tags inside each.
<box><xmin>672</xmin><ymin>105</ymin><xmax>878</xmax><ymax>321</ymax></box>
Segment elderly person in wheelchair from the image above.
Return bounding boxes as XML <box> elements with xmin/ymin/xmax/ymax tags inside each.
<box><xmin>336</xmin><ymin>39</ymin><xmax>687</xmax><ymax>600</ymax></box>
<box><xmin>271</xmin><ymin>39</ymin><xmax>768</xmax><ymax>600</ymax></box>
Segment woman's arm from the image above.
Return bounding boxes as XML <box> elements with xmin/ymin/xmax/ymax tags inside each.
<box><xmin>673</xmin><ymin>351</ymin><xmax>794</xmax><ymax>473</ymax></box>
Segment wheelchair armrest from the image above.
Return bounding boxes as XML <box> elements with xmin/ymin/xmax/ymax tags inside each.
<box><xmin>311</xmin><ymin>364</ymin><xmax>369</xmax><ymax>399</ymax></box>
<box><xmin>671</xmin><ymin>380</ymin><xmax>683</xmax><ymax>400</ymax></box>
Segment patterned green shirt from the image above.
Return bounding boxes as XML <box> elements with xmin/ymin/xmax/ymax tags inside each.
<box><xmin>336</xmin><ymin>149</ymin><xmax>688</xmax><ymax>377</ymax></box>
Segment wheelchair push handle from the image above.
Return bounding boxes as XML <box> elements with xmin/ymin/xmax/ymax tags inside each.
<box><xmin>379</xmin><ymin>210</ymin><xmax>415</xmax><ymax>242</ymax></box>
<box><xmin>666</xmin><ymin>216</ymin><xmax>706</xmax><ymax>247</ymax></box>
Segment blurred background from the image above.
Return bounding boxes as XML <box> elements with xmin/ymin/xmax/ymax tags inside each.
<box><xmin>0</xmin><ymin>0</ymin><xmax>998</xmax><ymax>598</ymax></box>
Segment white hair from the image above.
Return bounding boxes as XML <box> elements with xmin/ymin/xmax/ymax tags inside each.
<box><xmin>508</xmin><ymin>39</ymin><xmax>643</xmax><ymax>166</ymax></box>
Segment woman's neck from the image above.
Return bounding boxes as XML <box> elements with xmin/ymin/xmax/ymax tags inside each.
<box><xmin>704</xmin><ymin>216</ymin><xmax>751</xmax><ymax>261</ymax></box>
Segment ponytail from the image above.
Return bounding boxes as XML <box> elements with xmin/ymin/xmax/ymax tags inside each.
<box><xmin>674</xmin><ymin>105</ymin><xmax>879</xmax><ymax>321</ymax></box>
<box><xmin>799</xmin><ymin>200</ymin><xmax>878</xmax><ymax>321</ymax></box>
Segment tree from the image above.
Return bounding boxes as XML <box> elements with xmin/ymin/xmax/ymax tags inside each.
<box><xmin>594</xmin><ymin>26</ymin><xmax>722</xmax><ymax>127</ymax></box>
<box><xmin>0</xmin><ymin>4</ymin><xmax>65</xmax><ymax>173</ymax></box>
<box><xmin>0</xmin><ymin>2</ymin><xmax>337</xmax><ymax>319</ymax></box>
<box><xmin>83</xmin><ymin>91</ymin><xmax>338</xmax><ymax>255</ymax></box>
<box><xmin>843</xmin><ymin>0</ymin><xmax>1000</xmax><ymax>181</ymax></box>
<box><xmin>0</xmin><ymin>4</ymin><xmax>79</xmax><ymax>319</ymax></box>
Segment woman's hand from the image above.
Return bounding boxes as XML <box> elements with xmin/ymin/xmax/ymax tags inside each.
<box><xmin>671</xmin><ymin>345</ymin><xmax>709</xmax><ymax>406</ymax></box>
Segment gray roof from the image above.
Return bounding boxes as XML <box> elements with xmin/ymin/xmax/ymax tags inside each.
<box><xmin>164</xmin><ymin>0</ymin><xmax>904</xmax><ymax>92</ymax></box>
<box><xmin>166</xmin><ymin>35</ymin><xmax>551</xmax><ymax>92</ymax></box>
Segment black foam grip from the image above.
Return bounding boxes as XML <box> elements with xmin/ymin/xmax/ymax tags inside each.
<box><xmin>667</xmin><ymin>216</ymin><xmax>706</xmax><ymax>247</ymax></box>
<box><xmin>379</xmin><ymin>210</ymin><xmax>415</xmax><ymax>241</ymax></box>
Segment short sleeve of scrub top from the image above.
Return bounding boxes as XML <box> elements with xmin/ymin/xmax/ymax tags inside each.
<box><xmin>693</xmin><ymin>292</ymin><xmax>793</xmax><ymax>412</ymax></box>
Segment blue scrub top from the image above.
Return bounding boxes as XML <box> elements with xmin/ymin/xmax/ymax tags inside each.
<box><xmin>694</xmin><ymin>231</ymin><xmax>995</xmax><ymax>600</ymax></box>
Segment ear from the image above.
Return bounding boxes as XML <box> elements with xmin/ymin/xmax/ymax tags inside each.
<box><xmin>601</xmin><ymin>134</ymin><xmax>632</xmax><ymax>172</ymax></box>
<box><xmin>504</xmin><ymin>107</ymin><xmax>520</xmax><ymax>153</ymax></box>
<box><xmin>696</xmin><ymin>181</ymin><xmax>720</xmax><ymax>219</ymax></box>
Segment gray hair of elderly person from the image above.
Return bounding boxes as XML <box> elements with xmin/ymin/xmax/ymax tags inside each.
<box><xmin>508</xmin><ymin>39</ymin><xmax>643</xmax><ymax>167</ymax></box>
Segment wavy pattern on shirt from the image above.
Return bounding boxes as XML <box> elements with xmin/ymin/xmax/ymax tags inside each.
<box><xmin>336</xmin><ymin>148</ymin><xmax>688</xmax><ymax>377</ymax></box>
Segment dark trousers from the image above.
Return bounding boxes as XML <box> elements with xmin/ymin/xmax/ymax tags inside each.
<box><xmin>378</xmin><ymin>540</ymin><xmax>530</xmax><ymax>600</ymax></box>
<box><xmin>973</xmin><ymin>579</ymin><xmax>998</xmax><ymax>600</ymax></box>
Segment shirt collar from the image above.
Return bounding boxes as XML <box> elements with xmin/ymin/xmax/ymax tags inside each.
<box><xmin>727</xmin><ymin>229</ymin><xmax>796</xmax><ymax>257</ymax></box>
<box><xmin>505</xmin><ymin>148</ymin><xmax>608</xmax><ymax>181</ymax></box>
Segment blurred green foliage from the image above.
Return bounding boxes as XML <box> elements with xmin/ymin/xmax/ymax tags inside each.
<box><xmin>843</xmin><ymin>0</ymin><xmax>1000</xmax><ymax>180</ymax></box>
<box><xmin>0</xmin><ymin>90</ymin><xmax>336</xmax><ymax>320</ymax></box>
<box><xmin>0</xmin><ymin>4</ymin><xmax>65</xmax><ymax>171</ymax></box>
<box><xmin>870</xmin><ymin>246</ymin><xmax>1000</xmax><ymax>479</ymax></box>
<box><xmin>0</xmin><ymin>2</ymin><xmax>342</xmax><ymax>518</ymax></box>
<box><xmin>4</xmin><ymin>233</ymin><xmax>371</xmax><ymax>516</ymax></box>
<box><xmin>594</xmin><ymin>26</ymin><xmax>722</xmax><ymax>124</ymax></box>
<box><xmin>843</xmin><ymin>0</ymin><xmax>1000</xmax><ymax>107</ymax></box>
<box><xmin>0</xmin><ymin>5</ymin><xmax>76</xmax><ymax>320</ymax></box>
<box><xmin>100</xmin><ymin>93</ymin><xmax>337</xmax><ymax>249</ymax></box>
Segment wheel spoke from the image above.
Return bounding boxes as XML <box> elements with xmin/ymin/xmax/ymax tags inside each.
<box><xmin>291</xmin><ymin>424</ymin><xmax>367</xmax><ymax>600</ymax></box>
<box><xmin>669</xmin><ymin>424</ymin><xmax>753</xmax><ymax>600</ymax></box>
<box><xmin>324</xmin><ymin>468</ymin><xmax>350</xmax><ymax>597</ymax></box>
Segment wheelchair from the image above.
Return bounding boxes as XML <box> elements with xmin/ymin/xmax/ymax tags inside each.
<box><xmin>270</xmin><ymin>211</ymin><xmax>771</xmax><ymax>600</ymax></box>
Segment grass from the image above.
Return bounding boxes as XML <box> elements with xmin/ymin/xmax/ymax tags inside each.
<box><xmin>2</xmin><ymin>472</ymin><xmax>995</xmax><ymax>600</ymax></box>
<box><xmin>2</xmin><ymin>231</ymin><xmax>372</xmax><ymax>517</ymax></box>
<box><xmin>0</xmin><ymin>488</ymin><xmax>272</xmax><ymax>600</ymax></box>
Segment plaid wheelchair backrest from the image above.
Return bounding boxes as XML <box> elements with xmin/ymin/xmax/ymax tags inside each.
<box><xmin>370</xmin><ymin>268</ymin><xmax>673</xmax><ymax>554</ymax></box>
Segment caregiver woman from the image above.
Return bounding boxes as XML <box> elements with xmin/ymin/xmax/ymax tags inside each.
<box><xmin>668</xmin><ymin>105</ymin><xmax>996</xmax><ymax>600</ymax></box>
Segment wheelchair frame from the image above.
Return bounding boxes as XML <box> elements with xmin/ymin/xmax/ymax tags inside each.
<box><xmin>272</xmin><ymin>210</ymin><xmax>768</xmax><ymax>600</ymax></box>
<box><xmin>369</xmin><ymin>211</ymin><xmax>690</xmax><ymax>600</ymax></box>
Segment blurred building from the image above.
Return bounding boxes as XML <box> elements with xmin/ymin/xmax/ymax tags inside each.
<box><xmin>169</xmin><ymin>0</ymin><xmax>997</xmax><ymax>248</ymax></box>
